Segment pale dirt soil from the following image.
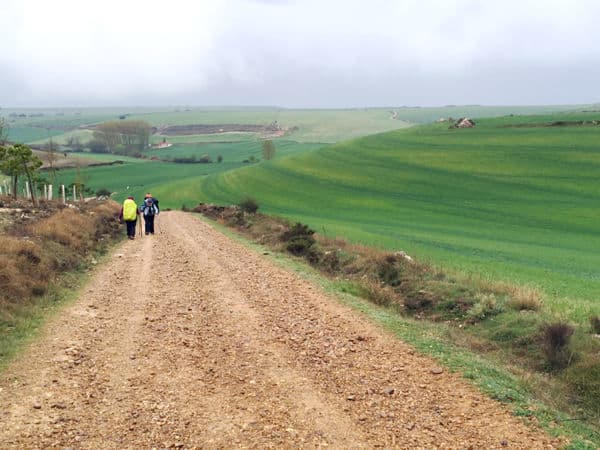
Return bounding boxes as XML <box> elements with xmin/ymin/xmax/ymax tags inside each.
<box><xmin>0</xmin><ymin>211</ymin><xmax>564</xmax><ymax>449</ymax></box>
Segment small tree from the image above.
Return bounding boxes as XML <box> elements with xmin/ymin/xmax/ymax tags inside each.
<box><xmin>262</xmin><ymin>139</ymin><xmax>276</xmax><ymax>160</ymax></box>
<box><xmin>73</xmin><ymin>157</ymin><xmax>89</xmax><ymax>201</ymax></box>
<box><xmin>44</xmin><ymin>139</ymin><xmax>59</xmax><ymax>184</ymax></box>
<box><xmin>0</xmin><ymin>143</ymin><xmax>43</xmax><ymax>203</ymax></box>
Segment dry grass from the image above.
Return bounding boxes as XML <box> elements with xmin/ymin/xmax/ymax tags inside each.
<box><xmin>361</xmin><ymin>279</ymin><xmax>401</xmax><ymax>308</ymax></box>
<box><xmin>505</xmin><ymin>285</ymin><xmax>543</xmax><ymax>311</ymax></box>
<box><xmin>0</xmin><ymin>236</ymin><xmax>52</xmax><ymax>307</ymax></box>
<box><xmin>30</xmin><ymin>209</ymin><xmax>92</xmax><ymax>252</ymax></box>
<box><xmin>0</xmin><ymin>200</ymin><xmax>120</xmax><ymax>313</ymax></box>
<box><xmin>0</xmin><ymin>252</ymin><xmax>30</xmax><ymax>304</ymax></box>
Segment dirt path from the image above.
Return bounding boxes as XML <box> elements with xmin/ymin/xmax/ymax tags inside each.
<box><xmin>0</xmin><ymin>211</ymin><xmax>561</xmax><ymax>449</ymax></box>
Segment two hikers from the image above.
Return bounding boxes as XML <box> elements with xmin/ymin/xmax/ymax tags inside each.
<box><xmin>119</xmin><ymin>193</ymin><xmax>160</xmax><ymax>239</ymax></box>
<box><xmin>119</xmin><ymin>196</ymin><xmax>139</xmax><ymax>240</ymax></box>
<box><xmin>139</xmin><ymin>193</ymin><xmax>159</xmax><ymax>235</ymax></box>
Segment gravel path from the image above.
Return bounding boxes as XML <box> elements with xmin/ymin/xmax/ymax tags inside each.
<box><xmin>0</xmin><ymin>211</ymin><xmax>562</xmax><ymax>449</ymax></box>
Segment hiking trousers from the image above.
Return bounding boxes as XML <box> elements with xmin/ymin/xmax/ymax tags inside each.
<box><xmin>125</xmin><ymin>219</ymin><xmax>137</xmax><ymax>237</ymax></box>
<box><xmin>144</xmin><ymin>215</ymin><xmax>155</xmax><ymax>234</ymax></box>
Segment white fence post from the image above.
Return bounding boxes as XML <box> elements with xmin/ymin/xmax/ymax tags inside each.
<box><xmin>73</xmin><ymin>185</ymin><xmax>77</xmax><ymax>202</ymax></box>
<box><xmin>48</xmin><ymin>184</ymin><xmax>53</xmax><ymax>200</ymax></box>
<box><xmin>43</xmin><ymin>184</ymin><xmax>48</xmax><ymax>200</ymax></box>
<box><xmin>25</xmin><ymin>182</ymin><xmax>31</xmax><ymax>199</ymax></box>
<box><xmin>61</xmin><ymin>185</ymin><xmax>66</xmax><ymax>204</ymax></box>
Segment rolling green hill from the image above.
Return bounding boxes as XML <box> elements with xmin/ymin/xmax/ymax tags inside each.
<box><xmin>22</xmin><ymin>107</ymin><xmax>600</xmax><ymax>320</ymax></box>
<box><xmin>194</xmin><ymin>113</ymin><xmax>600</xmax><ymax>321</ymax></box>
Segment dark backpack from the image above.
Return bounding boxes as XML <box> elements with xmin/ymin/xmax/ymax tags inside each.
<box><xmin>142</xmin><ymin>198</ymin><xmax>158</xmax><ymax>217</ymax></box>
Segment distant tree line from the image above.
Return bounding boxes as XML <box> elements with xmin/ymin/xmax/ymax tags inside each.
<box><xmin>92</xmin><ymin>120</ymin><xmax>151</xmax><ymax>156</ymax></box>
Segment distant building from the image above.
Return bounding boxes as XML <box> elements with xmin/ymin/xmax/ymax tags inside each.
<box><xmin>455</xmin><ymin>118</ymin><xmax>476</xmax><ymax>128</ymax></box>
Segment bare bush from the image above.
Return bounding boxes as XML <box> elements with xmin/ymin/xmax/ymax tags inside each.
<box><xmin>541</xmin><ymin>322</ymin><xmax>575</xmax><ymax>370</ymax></box>
<box><xmin>239</xmin><ymin>197</ymin><xmax>259</xmax><ymax>214</ymax></box>
<box><xmin>376</xmin><ymin>254</ymin><xmax>403</xmax><ymax>287</ymax></box>
<box><xmin>280</xmin><ymin>223</ymin><xmax>316</xmax><ymax>256</ymax></box>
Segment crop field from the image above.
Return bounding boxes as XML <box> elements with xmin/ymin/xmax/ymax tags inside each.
<box><xmin>53</xmin><ymin>139</ymin><xmax>324</xmax><ymax>202</ymax></box>
<box><xmin>3</xmin><ymin>104</ymin><xmax>585</xmax><ymax>146</ymax></box>
<box><xmin>5</xmin><ymin>126</ymin><xmax>65</xmax><ymax>144</ymax></box>
<box><xmin>52</xmin><ymin>160</ymin><xmax>246</xmax><ymax>205</ymax></box>
<box><xmin>28</xmin><ymin>129</ymin><xmax>95</xmax><ymax>146</ymax></box>
<box><xmin>194</xmin><ymin>112</ymin><xmax>600</xmax><ymax>322</ymax></box>
<box><xmin>144</xmin><ymin>140</ymin><xmax>323</xmax><ymax>161</ymax></box>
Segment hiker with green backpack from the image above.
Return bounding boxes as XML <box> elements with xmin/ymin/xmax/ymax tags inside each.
<box><xmin>139</xmin><ymin>193</ymin><xmax>159</xmax><ymax>235</ymax></box>
<box><xmin>119</xmin><ymin>196</ymin><xmax>139</xmax><ymax>240</ymax></box>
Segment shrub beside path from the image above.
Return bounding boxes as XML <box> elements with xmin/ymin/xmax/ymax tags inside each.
<box><xmin>0</xmin><ymin>211</ymin><xmax>563</xmax><ymax>448</ymax></box>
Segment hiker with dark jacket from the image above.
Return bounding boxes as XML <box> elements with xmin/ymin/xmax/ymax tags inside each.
<box><xmin>139</xmin><ymin>193</ymin><xmax>159</xmax><ymax>235</ymax></box>
<box><xmin>119</xmin><ymin>196</ymin><xmax>139</xmax><ymax>240</ymax></box>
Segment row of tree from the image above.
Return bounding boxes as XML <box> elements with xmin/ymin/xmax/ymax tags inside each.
<box><xmin>92</xmin><ymin>120</ymin><xmax>151</xmax><ymax>155</ymax></box>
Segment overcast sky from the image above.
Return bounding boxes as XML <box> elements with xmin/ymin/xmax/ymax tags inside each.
<box><xmin>1</xmin><ymin>0</ymin><xmax>599</xmax><ymax>108</ymax></box>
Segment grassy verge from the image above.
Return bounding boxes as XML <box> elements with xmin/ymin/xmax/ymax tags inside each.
<box><xmin>0</xmin><ymin>272</ymin><xmax>89</xmax><ymax>372</ymax></box>
<box><xmin>193</xmin><ymin>207</ymin><xmax>600</xmax><ymax>449</ymax></box>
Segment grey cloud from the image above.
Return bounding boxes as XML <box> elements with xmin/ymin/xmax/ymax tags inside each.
<box><xmin>1</xmin><ymin>0</ymin><xmax>600</xmax><ymax>107</ymax></box>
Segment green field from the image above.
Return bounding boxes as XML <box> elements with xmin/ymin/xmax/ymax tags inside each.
<box><xmin>53</xmin><ymin>140</ymin><xmax>324</xmax><ymax>203</ymax></box>
<box><xmin>5</xmin><ymin>126</ymin><xmax>65</xmax><ymax>143</ymax></box>
<box><xmin>3</xmin><ymin>104</ymin><xmax>588</xmax><ymax>146</ymax></box>
<box><xmin>53</xmin><ymin>160</ymin><xmax>245</xmax><ymax>205</ymax></box>
<box><xmin>144</xmin><ymin>140</ymin><xmax>323</xmax><ymax>161</ymax></box>
<box><xmin>192</xmin><ymin>113</ymin><xmax>600</xmax><ymax>322</ymax></box>
<box><xmin>10</xmin><ymin>107</ymin><xmax>600</xmax><ymax>322</ymax></box>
